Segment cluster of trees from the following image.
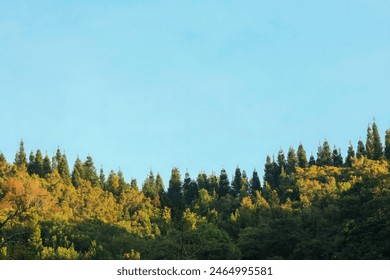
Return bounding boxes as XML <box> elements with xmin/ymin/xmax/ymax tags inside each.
<box><xmin>1</xmin><ymin>122</ymin><xmax>390</xmax><ymax>259</ymax></box>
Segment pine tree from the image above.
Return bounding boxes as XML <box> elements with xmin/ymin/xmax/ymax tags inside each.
<box><xmin>208</xmin><ymin>172</ymin><xmax>219</xmax><ymax>195</ymax></box>
<box><xmin>385</xmin><ymin>129</ymin><xmax>390</xmax><ymax>161</ymax></box>
<box><xmin>117</xmin><ymin>169</ymin><xmax>127</xmax><ymax>193</ymax></box>
<box><xmin>72</xmin><ymin>157</ymin><xmax>84</xmax><ymax>188</ymax></box>
<box><xmin>331</xmin><ymin>146</ymin><xmax>343</xmax><ymax>167</ymax></box>
<box><xmin>14</xmin><ymin>139</ymin><xmax>27</xmax><ymax>169</ymax></box>
<box><xmin>35</xmin><ymin>150</ymin><xmax>44</xmax><ymax>177</ymax></box>
<box><xmin>42</xmin><ymin>154</ymin><xmax>52</xmax><ymax>176</ymax></box>
<box><xmin>83</xmin><ymin>156</ymin><xmax>99</xmax><ymax>186</ymax></box>
<box><xmin>316</xmin><ymin>140</ymin><xmax>332</xmax><ymax>166</ymax></box>
<box><xmin>142</xmin><ymin>170</ymin><xmax>157</xmax><ymax>199</ymax></box>
<box><xmin>218</xmin><ymin>168</ymin><xmax>230</xmax><ymax>197</ymax></box>
<box><xmin>99</xmin><ymin>167</ymin><xmax>106</xmax><ymax>188</ymax></box>
<box><xmin>231</xmin><ymin>167</ymin><xmax>242</xmax><ymax>196</ymax></box>
<box><xmin>183</xmin><ymin>172</ymin><xmax>199</xmax><ymax>205</ymax></box>
<box><xmin>58</xmin><ymin>154</ymin><xmax>71</xmax><ymax>184</ymax></box>
<box><xmin>263</xmin><ymin>155</ymin><xmax>278</xmax><ymax>189</ymax></box>
<box><xmin>130</xmin><ymin>178</ymin><xmax>139</xmax><ymax>190</ymax></box>
<box><xmin>155</xmin><ymin>173</ymin><xmax>164</xmax><ymax>195</ymax></box>
<box><xmin>345</xmin><ymin>142</ymin><xmax>355</xmax><ymax>167</ymax></box>
<box><xmin>297</xmin><ymin>144</ymin><xmax>308</xmax><ymax>168</ymax></box>
<box><xmin>250</xmin><ymin>169</ymin><xmax>261</xmax><ymax>196</ymax></box>
<box><xmin>286</xmin><ymin>146</ymin><xmax>297</xmax><ymax>174</ymax></box>
<box><xmin>241</xmin><ymin>170</ymin><xmax>249</xmax><ymax>197</ymax></box>
<box><xmin>356</xmin><ymin>140</ymin><xmax>366</xmax><ymax>158</ymax></box>
<box><xmin>366</xmin><ymin>125</ymin><xmax>374</xmax><ymax>159</ymax></box>
<box><xmin>167</xmin><ymin>167</ymin><xmax>184</xmax><ymax>220</ymax></box>
<box><xmin>106</xmin><ymin>170</ymin><xmax>119</xmax><ymax>194</ymax></box>
<box><xmin>372</xmin><ymin>122</ymin><xmax>383</xmax><ymax>160</ymax></box>
<box><xmin>27</xmin><ymin>152</ymin><xmax>36</xmax><ymax>175</ymax></box>
<box><xmin>277</xmin><ymin>149</ymin><xmax>286</xmax><ymax>174</ymax></box>
<box><xmin>308</xmin><ymin>154</ymin><xmax>316</xmax><ymax>167</ymax></box>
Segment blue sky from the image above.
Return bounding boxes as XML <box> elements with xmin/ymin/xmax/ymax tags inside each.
<box><xmin>1</xmin><ymin>0</ymin><xmax>389</xmax><ymax>185</ymax></box>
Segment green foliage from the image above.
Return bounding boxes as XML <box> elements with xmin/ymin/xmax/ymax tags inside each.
<box><xmin>1</xmin><ymin>123</ymin><xmax>390</xmax><ymax>259</ymax></box>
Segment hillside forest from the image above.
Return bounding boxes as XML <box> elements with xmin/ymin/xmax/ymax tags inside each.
<box><xmin>1</xmin><ymin>122</ymin><xmax>390</xmax><ymax>259</ymax></box>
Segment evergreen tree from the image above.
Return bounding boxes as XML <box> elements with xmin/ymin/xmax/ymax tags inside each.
<box><xmin>42</xmin><ymin>154</ymin><xmax>52</xmax><ymax>176</ymax></box>
<box><xmin>183</xmin><ymin>172</ymin><xmax>199</xmax><ymax>206</ymax></box>
<box><xmin>71</xmin><ymin>157</ymin><xmax>84</xmax><ymax>188</ymax></box>
<box><xmin>241</xmin><ymin>170</ymin><xmax>249</xmax><ymax>197</ymax></box>
<box><xmin>345</xmin><ymin>142</ymin><xmax>355</xmax><ymax>167</ymax></box>
<box><xmin>316</xmin><ymin>140</ymin><xmax>332</xmax><ymax>166</ymax></box>
<box><xmin>58</xmin><ymin>154</ymin><xmax>71</xmax><ymax>184</ymax></box>
<box><xmin>231</xmin><ymin>167</ymin><xmax>242</xmax><ymax>196</ymax></box>
<box><xmin>83</xmin><ymin>156</ymin><xmax>99</xmax><ymax>186</ymax></box>
<box><xmin>286</xmin><ymin>146</ymin><xmax>297</xmax><ymax>174</ymax></box>
<box><xmin>297</xmin><ymin>144</ymin><xmax>308</xmax><ymax>168</ymax></box>
<box><xmin>35</xmin><ymin>150</ymin><xmax>44</xmax><ymax>177</ymax></box>
<box><xmin>27</xmin><ymin>152</ymin><xmax>36</xmax><ymax>175</ymax></box>
<box><xmin>366</xmin><ymin>125</ymin><xmax>374</xmax><ymax>159</ymax></box>
<box><xmin>106</xmin><ymin>170</ymin><xmax>119</xmax><ymax>194</ymax></box>
<box><xmin>308</xmin><ymin>154</ymin><xmax>316</xmax><ymax>167</ymax></box>
<box><xmin>142</xmin><ymin>171</ymin><xmax>157</xmax><ymax>199</ymax></box>
<box><xmin>372</xmin><ymin>122</ymin><xmax>383</xmax><ymax>160</ymax></box>
<box><xmin>250</xmin><ymin>169</ymin><xmax>261</xmax><ymax>196</ymax></box>
<box><xmin>385</xmin><ymin>129</ymin><xmax>390</xmax><ymax>161</ymax></box>
<box><xmin>167</xmin><ymin>167</ymin><xmax>184</xmax><ymax>220</ymax></box>
<box><xmin>197</xmin><ymin>172</ymin><xmax>209</xmax><ymax>193</ymax></box>
<box><xmin>331</xmin><ymin>146</ymin><xmax>343</xmax><ymax>167</ymax></box>
<box><xmin>14</xmin><ymin>139</ymin><xmax>27</xmax><ymax>169</ymax></box>
<box><xmin>155</xmin><ymin>173</ymin><xmax>164</xmax><ymax>195</ymax></box>
<box><xmin>263</xmin><ymin>155</ymin><xmax>278</xmax><ymax>189</ymax></box>
<box><xmin>218</xmin><ymin>168</ymin><xmax>230</xmax><ymax>197</ymax></box>
<box><xmin>117</xmin><ymin>169</ymin><xmax>127</xmax><ymax>193</ymax></box>
<box><xmin>99</xmin><ymin>167</ymin><xmax>106</xmax><ymax>188</ymax></box>
<box><xmin>277</xmin><ymin>149</ymin><xmax>286</xmax><ymax>174</ymax></box>
<box><xmin>130</xmin><ymin>178</ymin><xmax>139</xmax><ymax>191</ymax></box>
<box><xmin>356</xmin><ymin>140</ymin><xmax>366</xmax><ymax>158</ymax></box>
<box><xmin>208</xmin><ymin>173</ymin><xmax>219</xmax><ymax>195</ymax></box>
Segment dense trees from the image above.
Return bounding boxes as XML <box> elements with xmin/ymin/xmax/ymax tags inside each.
<box><xmin>1</xmin><ymin>121</ymin><xmax>390</xmax><ymax>259</ymax></box>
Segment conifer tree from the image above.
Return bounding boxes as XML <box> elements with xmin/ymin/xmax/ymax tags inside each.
<box><xmin>250</xmin><ymin>169</ymin><xmax>261</xmax><ymax>196</ymax></box>
<box><xmin>263</xmin><ymin>155</ymin><xmax>278</xmax><ymax>189</ymax></box>
<box><xmin>331</xmin><ymin>146</ymin><xmax>343</xmax><ymax>167</ymax></box>
<box><xmin>99</xmin><ymin>167</ymin><xmax>106</xmax><ymax>188</ymax></box>
<box><xmin>130</xmin><ymin>178</ymin><xmax>139</xmax><ymax>191</ymax></box>
<box><xmin>218</xmin><ymin>168</ymin><xmax>230</xmax><ymax>197</ymax></box>
<box><xmin>183</xmin><ymin>172</ymin><xmax>199</xmax><ymax>205</ymax></box>
<box><xmin>231</xmin><ymin>167</ymin><xmax>242</xmax><ymax>196</ymax></box>
<box><xmin>72</xmin><ymin>157</ymin><xmax>84</xmax><ymax>188</ymax></box>
<box><xmin>117</xmin><ymin>169</ymin><xmax>127</xmax><ymax>193</ymax></box>
<box><xmin>42</xmin><ymin>154</ymin><xmax>52</xmax><ymax>177</ymax></box>
<box><xmin>385</xmin><ymin>129</ymin><xmax>390</xmax><ymax>161</ymax></box>
<box><xmin>277</xmin><ymin>149</ymin><xmax>286</xmax><ymax>174</ymax></box>
<box><xmin>297</xmin><ymin>144</ymin><xmax>308</xmax><ymax>168</ymax></box>
<box><xmin>345</xmin><ymin>142</ymin><xmax>355</xmax><ymax>167</ymax></box>
<box><xmin>366</xmin><ymin>125</ymin><xmax>374</xmax><ymax>159</ymax></box>
<box><xmin>142</xmin><ymin>171</ymin><xmax>157</xmax><ymax>199</ymax></box>
<box><xmin>208</xmin><ymin>172</ymin><xmax>219</xmax><ymax>195</ymax></box>
<box><xmin>308</xmin><ymin>154</ymin><xmax>316</xmax><ymax>167</ymax></box>
<box><xmin>14</xmin><ymin>139</ymin><xmax>27</xmax><ymax>169</ymax></box>
<box><xmin>83</xmin><ymin>156</ymin><xmax>99</xmax><ymax>186</ymax></box>
<box><xmin>106</xmin><ymin>170</ymin><xmax>119</xmax><ymax>194</ymax></box>
<box><xmin>27</xmin><ymin>152</ymin><xmax>36</xmax><ymax>175</ymax></box>
<box><xmin>155</xmin><ymin>173</ymin><xmax>164</xmax><ymax>195</ymax></box>
<box><xmin>372</xmin><ymin>122</ymin><xmax>383</xmax><ymax>160</ymax></box>
<box><xmin>167</xmin><ymin>167</ymin><xmax>184</xmax><ymax>219</ymax></box>
<box><xmin>35</xmin><ymin>150</ymin><xmax>44</xmax><ymax>177</ymax></box>
<box><xmin>356</xmin><ymin>140</ymin><xmax>366</xmax><ymax>158</ymax></box>
<box><xmin>58</xmin><ymin>154</ymin><xmax>71</xmax><ymax>184</ymax></box>
<box><xmin>287</xmin><ymin>146</ymin><xmax>297</xmax><ymax>174</ymax></box>
<box><xmin>197</xmin><ymin>172</ymin><xmax>209</xmax><ymax>192</ymax></box>
<box><xmin>316</xmin><ymin>140</ymin><xmax>332</xmax><ymax>166</ymax></box>
<box><xmin>241</xmin><ymin>170</ymin><xmax>249</xmax><ymax>197</ymax></box>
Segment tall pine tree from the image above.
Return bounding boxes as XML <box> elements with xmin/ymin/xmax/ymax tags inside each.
<box><xmin>366</xmin><ymin>125</ymin><xmax>374</xmax><ymax>159</ymax></box>
<box><xmin>167</xmin><ymin>167</ymin><xmax>184</xmax><ymax>220</ymax></box>
<box><xmin>372</xmin><ymin>122</ymin><xmax>383</xmax><ymax>160</ymax></box>
<box><xmin>356</xmin><ymin>140</ymin><xmax>366</xmax><ymax>158</ymax></box>
<box><xmin>385</xmin><ymin>129</ymin><xmax>390</xmax><ymax>161</ymax></box>
<box><xmin>14</xmin><ymin>139</ymin><xmax>27</xmax><ymax>169</ymax></box>
<box><xmin>297</xmin><ymin>144</ymin><xmax>308</xmax><ymax>168</ymax></box>
<box><xmin>286</xmin><ymin>146</ymin><xmax>297</xmax><ymax>174</ymax></box>
<box><xmin>250</xmin><ymin>169</ymin><xmax>261</xmax><ymax>196</ymax></box>
<box><xmin>345</xmin><ymin>142</ymin><xmax>355</xmax><ymax>167</ymax></box>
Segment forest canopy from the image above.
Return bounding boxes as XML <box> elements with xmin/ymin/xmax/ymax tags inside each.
<box><xmin>1</xmin><ymin>122</ymin><xmax>390</xmax><ymax>259</ymax></box>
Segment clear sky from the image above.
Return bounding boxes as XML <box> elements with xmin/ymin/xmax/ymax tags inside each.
<box><xmin>1</xmin><ymin>0</ymin><xmax>389</xmax><ymax>185</ymax></box>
